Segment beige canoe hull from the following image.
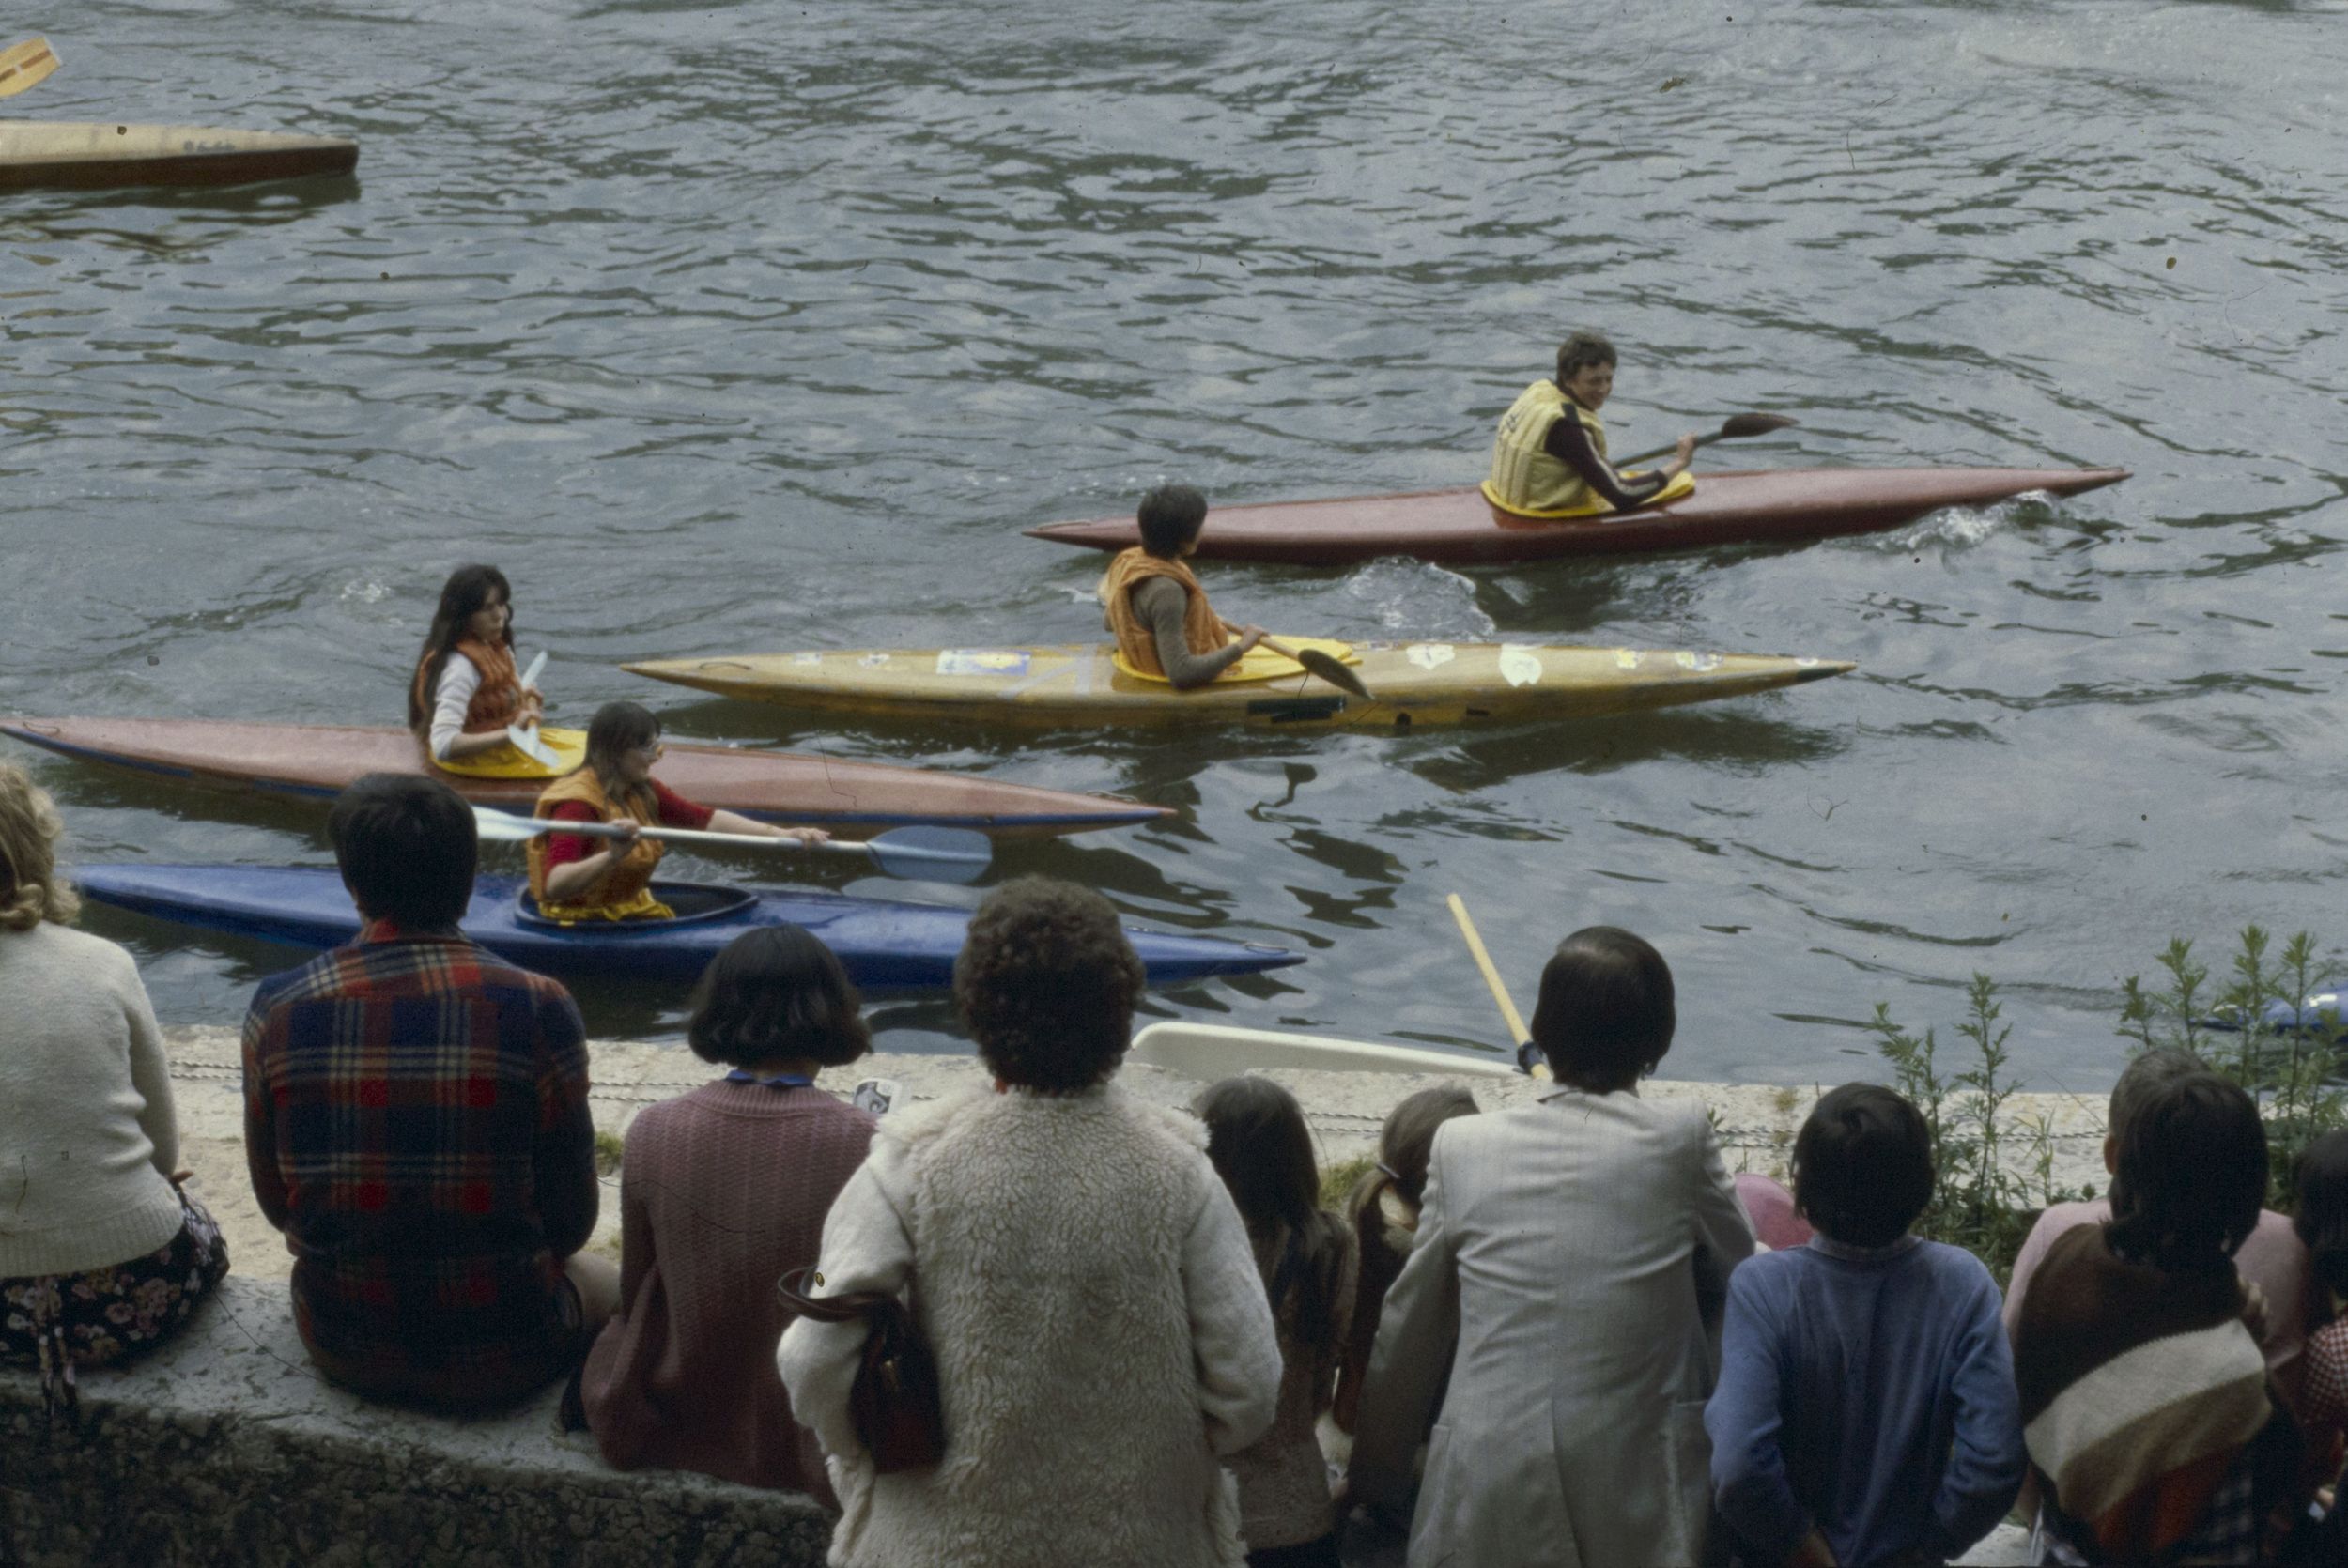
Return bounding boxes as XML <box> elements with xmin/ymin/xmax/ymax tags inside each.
<box><xmin>625</xmin><ymin>641</ymin><xmax>1855</xmax><ymax>730</ymax></box>
<box><xmin>0</xmin><ymin>121</ymin><xmax>357</xmax><ymax>191</ymax></box>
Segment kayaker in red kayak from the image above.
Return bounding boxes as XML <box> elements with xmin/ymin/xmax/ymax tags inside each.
<box><xmin>1485</xmin><ymin>332</ymin><xmax>1702</xmax><ymax>516</ymax></box>
<box><xmin>528</xmin><ymin>702</ymin><xmax>828</xmax><ymax>922</ymax></box>
<box><xmin>409</xmin><ymin>564</ymin><xmax>544</xmax><ymax>763</ymax></box>
<box><xmin>1098</xmin><ymin>483</ymin><xmax>1271</xmax><ymax>690</ymax></box>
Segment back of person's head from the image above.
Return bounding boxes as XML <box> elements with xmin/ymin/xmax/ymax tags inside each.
<box><xmin>1369</xmin><ymin>1084</ymin><xmax>1479</xmax><ymax>1208</ymax></box>
<box><xmin>1194</xmin><ymin>1076</ymin><xmax>1349</xmax><ymax>1355</ymax></box>
<box><xmin>328</xmin><ymin>774</ymin><xmax>478</xmax><ymax>929</ymax></box>
<box><xmin>2106</xmin><ymin>1070</ymin><xmax>2267</xmax><ymax>1274</ymax></box>
<box><xmin>409</xmin><ymin>562</ymin><xmax>515</xmax><ymax>730</ymax></box>
<box><xmin>0</xmin><ymin>763</ymin><xmax>79</xmax><ymax>930</ymax></box>
<box><xmin>2108</xmin><ymin>1047</ymin><xmax>2206</xmax><ymax>1141</ymax></box>
<box><xmin>1555</xmin><ymin>331</ymin><xmax>1617</xmax><ymax>385</ymax></box>
<box><xmin>1793</xmin><ymin>1084</ymin><xmax>1935</xmax><ymax>1249</ymax></box>
<box><xmin>584</xmin><ymin>700</ymin><xmax>662</xmax><ymax>776</ymax></box>
<box><xmin>687</xmin><ymin>925</ymin><xmax>872</xmax><ymax>1069</ymax></box>
<box><xmin>1135</xmin><ymin>484</ymin><xmax>1209</xmax><ymax>558</ymax></box>
<box><xmin>1528</xmin><ymin>926</ymin><xmax>1675</xmax><ymax>1092</ymax></box>
<box><xmin>2294</xmin><ymin>1130</ymin><xmax>2348</xmax><ymax>1302</ymax></box>
<box><xmin>953</xmin><ymin>877</ymin><xmax>1145</xmax><ymax>1093</ymax></box>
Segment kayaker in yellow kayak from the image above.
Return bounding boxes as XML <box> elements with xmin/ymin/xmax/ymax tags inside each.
<box><xmin>1486</xmin><ymin>332</ymin><xmax>1700</xmax><ymax>515</ymax></box>
<box><xmin>1098</xmin><ymin>484</ymin><xmax>1271</xmax><ymax>691</ymax></box>
<box><xmin>409</xmin><ymin>564</ymin><xmax>544</xmax><ymax>763</ymax></box>
<box><xmin>528</xmin><ymin>702</ymin><xmax>827</xmax><ymax>921</ymax></box>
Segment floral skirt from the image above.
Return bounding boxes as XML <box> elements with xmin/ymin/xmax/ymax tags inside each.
<box><xmin>1</xmin><ymin>1190</ymin><xmax>230</xmax><ymax>1421</ymax></box>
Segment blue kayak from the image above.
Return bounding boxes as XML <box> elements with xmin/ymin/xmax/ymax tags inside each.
<box><xmin>73</xmin><ymin>865</ymin><xmax>1305</xmax><ymax>993</ymax></box>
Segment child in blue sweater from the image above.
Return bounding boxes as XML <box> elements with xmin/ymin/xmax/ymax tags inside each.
<box><xmin>1706</xmin><ymin>1084</ymin><xmax>2025</xmax><ymax>1568</ymax></box>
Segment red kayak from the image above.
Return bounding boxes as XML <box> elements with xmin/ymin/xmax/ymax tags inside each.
<box><xmin>0</xmin><ymin>717</ymin><xmax>1167</xmax><ymax>838</ymax></box>
<box><xmin>1025</xmin><ymin>466</ymin><xmax>2130</xmax><ymax>567</ymax></box>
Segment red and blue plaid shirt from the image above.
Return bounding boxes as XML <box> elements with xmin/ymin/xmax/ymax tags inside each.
<box><xmin>241</xmin><ymin>922</ymin><xmax>598</xmax><ymax>1405</ymax></box>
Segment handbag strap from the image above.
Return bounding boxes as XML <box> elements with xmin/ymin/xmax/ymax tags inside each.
<box><xmin>777</xmin><ymin>1265</ymin><xmax>901</xmax><ymax>1324</ymax></box>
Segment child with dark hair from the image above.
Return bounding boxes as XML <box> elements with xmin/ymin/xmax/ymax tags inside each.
<box><xmin>579</xmin><ymin>926</ymin><xmax>875</xmax><ymax>1494</ymax></box>
<box><xmin>2292</xmin><ymin>1130</ymin><xmax>2348</xmax><ymax>1477</ymax></box>
<box><xmin>1095</xmin><ymin>483</ymin><xmax>1270</xmax><ymax>689</ymax></box>
<box><xmin>1331</xmin><ymin>1084</ymin><xmax>1479</xmax><ymax>1437</ymax></box>
<box><xmin>1195</xmin><ymin>1078</ymin><xmax>1358</xmax><ymax>1567</ymax></box>
<box><xmin>1707</xmin><ymin>1084</ymin><xmax>2024</xmax><ymax>1568</ymax></box>
<box><xmin>2012</xmin><ymin>1072</ymin><xmax>2308</xmax><ymax>1563</ymax></box>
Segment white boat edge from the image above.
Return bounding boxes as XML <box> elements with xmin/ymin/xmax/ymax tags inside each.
<box><xmin>1130</xmin><ymin>1021</ymin><xmax>1520</xmax><ymax>1083</ymax></box>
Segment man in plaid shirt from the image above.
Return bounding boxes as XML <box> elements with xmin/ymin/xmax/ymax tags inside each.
<box><xmin>242</xmin><ymin>774</ymin><xmax>616</xmax><ymax>1409</ymax></box>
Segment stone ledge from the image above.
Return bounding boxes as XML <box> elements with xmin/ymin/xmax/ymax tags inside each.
<box><xmin>0</xmin><ymin>1276</ymin><xmax>829</xmax><ymax>1568</ymax></box>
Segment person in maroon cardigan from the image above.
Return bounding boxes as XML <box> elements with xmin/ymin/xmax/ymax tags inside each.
<box><xmin>579</xmin><ymin>925</ymin><xmax>876</xmax><ymax>1496</ymax></box>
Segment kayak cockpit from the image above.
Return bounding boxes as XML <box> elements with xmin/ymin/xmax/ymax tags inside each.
<box><xmin>515</xmin><ymin>881</ymin><xmax>756</xmax><ymax>930</ymax></box>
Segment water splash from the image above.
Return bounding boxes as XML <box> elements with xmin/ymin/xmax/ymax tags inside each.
<box><xmin>1343</xmin><ymin>557</ymin><xmax>1494</xmax><ymax>638</ymax></box>
<box><xmin>1869</xmin><ymin>496</ymin><xmax>2043</xmax><ymax>555</ymax></box>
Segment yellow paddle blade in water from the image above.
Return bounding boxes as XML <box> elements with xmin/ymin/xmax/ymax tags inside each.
<box><xmin>0</xmin><ymin>38</ymin><xmax>59</xmax><ymax>99</ymax></box>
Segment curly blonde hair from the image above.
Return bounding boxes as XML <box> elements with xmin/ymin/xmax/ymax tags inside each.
<box><xmin>952</xmin><ymin>878</ymin><xmax>1144</xmax><ymax>1093</ymax></box>
<box><xmin>0</xmin><ymin>763</ymin><xmax>79</xmax><ymax>930</ymax></box>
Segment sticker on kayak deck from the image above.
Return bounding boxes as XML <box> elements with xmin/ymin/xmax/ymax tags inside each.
<box><xmin>858</xmin><ymin>653</ymin><xmax>890</xmax><ymax>669</ymax></box>
<box><xmin>1406</xmin><ymin>643</ymin><xmax>1456</xmax><ymax>670</ymax></box>
<box><xmin>1614</xmin><ymin>649</ymin><xmax>1642</xmax><ymax>669</ymax></box>
<box><xmin>1499</xmin><ymin>647</ymin><xmax>1543</xmax><ymax>687</ymax></box>
<box><xmin>1674</xmin><ymin>651</ymin><xmax>1722</xmax><ymax>672</ymax></box>
<box><xmin>792</xmin><ymin>653</ymin><xmax>822</xmax><ymax>666</ymax></box>
<box><xmin>937</xmin><ymin>650</ymin><xmax>1031</xmax><ymax>677</ymax></box>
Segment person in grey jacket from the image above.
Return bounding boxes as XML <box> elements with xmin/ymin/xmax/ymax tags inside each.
<box><xmin>1348</xmin><ymin>926</ymin><xmax>1757</xmax><ymax>1568</ymax></box>
<box><xmin>778</xmin><ymin>878</ymin><xmax>1281</xmax><ymax>1568</ymax></box>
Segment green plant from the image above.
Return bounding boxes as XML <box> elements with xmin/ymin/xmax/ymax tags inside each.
<box><xmin>594</xmin><ymin>1128</ymin><xmax>626</xmax><ymax>1177</ymax></box>
<box><xmin>1320</xmin><ymin>1152</ymin><xmax>1378</xmax><ymax>1212</ymax></box>
<box><xmin>2116</xmin><ymin>927</ymin><xmax>2346</xmax><ymax>1209</ymax></box>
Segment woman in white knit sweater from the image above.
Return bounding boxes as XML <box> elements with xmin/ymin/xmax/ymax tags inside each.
<box><xmin>779</xmin><ymin>878</ymin><xmax>1282</xmax><ymax>1568</ymax></box>
<box><xmin>0</xmin><ymin>765</ymin><xmax>228</xmax><ymax>1419</ymax></box>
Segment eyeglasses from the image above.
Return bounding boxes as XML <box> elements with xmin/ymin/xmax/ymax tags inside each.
<box><xmin>633</xmin><ymin>740</ymin><xmax>666</xmax><ymax>761</ymax></box>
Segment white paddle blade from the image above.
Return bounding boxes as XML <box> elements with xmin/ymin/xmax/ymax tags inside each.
<box><xmin>470</xmin><ymin>806</ymin><xmax>548</xmax><ymax>844</ymax></box>
<box><xmin>518</xmin><ymin>650</ymin><xmax>548</xmax><ymax>688</ymax></box>
<box><xmin>505</xmin><ymin>723</ymin><xmax>561</xmax><ymax>766</ymax></box>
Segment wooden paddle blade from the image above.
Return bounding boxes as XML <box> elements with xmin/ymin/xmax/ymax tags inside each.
<box><xmin>862</xmin><ymin>825</ymin><xmax>992</xmax><ymax>884</ymax></box>
<box><xmin>1297</xmin><ymin>649</ymin><xmax>1371</xmax><ymax>699</ymax></box>
<box><xmin>0</xmin><ymin>38</ymin><xmax>58</xmax><ymax>99</ymax></box>
<box><xmin>1718</xmin><ymin>412</ymin><xmax>1798</xmax><ymax>438</ymax></box>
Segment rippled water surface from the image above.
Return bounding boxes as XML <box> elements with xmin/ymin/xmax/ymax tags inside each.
<box><xmin>8</xmin><ymin>0</ymin><xmax>2347</xmax><ymax>1093</ymax></box>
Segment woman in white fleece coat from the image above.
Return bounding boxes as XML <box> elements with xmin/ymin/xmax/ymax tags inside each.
<box><xmin>779</xmin><ymin>878</ymin><xmax>1283</xmax><ymax>1568</ymax></box>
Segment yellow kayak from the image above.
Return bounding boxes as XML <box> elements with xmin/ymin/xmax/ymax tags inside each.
<box><xmin>624</xmin><ymin>640</ymin><xmax>1854</xmax><ymax>730</ymax></box>
<box><xmin>0</xmin><ymin>122</ymin><xmax>358</xmax><ymax>191</ymax></box>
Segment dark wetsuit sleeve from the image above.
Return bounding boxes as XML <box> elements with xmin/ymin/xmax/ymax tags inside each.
<box><xmin>1543</xmin><ymin>414</ymin><xmax>1668</xmax><ymax>510</ymax></box>
<box><xmin>1135</xmin><ymin>576</ymin><xmax>1245</xmax><ymax>690</ymax></box>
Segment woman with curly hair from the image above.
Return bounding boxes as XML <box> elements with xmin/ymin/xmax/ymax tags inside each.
<box><xmin>0</xmin><ymin>764</ymin><xmax>229</xmax><ymax>1421</ymax></box>
<box><xmin>780</xmin><ymin>878</ymin><xmax>1282</xmax><ymax>1567</ymax></box>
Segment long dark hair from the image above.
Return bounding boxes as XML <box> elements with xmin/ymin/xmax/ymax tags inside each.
<box><xmin>409</xmin><ymin>564</ymin><xmax>515</xmax><ymax>731</ymax></box>
<box><xmin>1195</xmin><ymin>1077</ymin><xmax>1351</xmax><ymax>1359</ymax></box>
<box><xmin>2295</xmin><ymin>1130</ymin><xmax>2348</xmax><ymax>1304</ymax></box>
<box><xmin>583</xmin><ymin>701</ymin><xmax>662</xmax><ymax>814</ymax></box>
<box><xmin>1346</xmin><ymin>1084</ymin><xmax>1478</xmax><ymax>1238</ymax></box>
<box><xmin>2107</xmin><ymin>1071</ymin><xmax>2267</xmax><ymax>1275</ymax></box>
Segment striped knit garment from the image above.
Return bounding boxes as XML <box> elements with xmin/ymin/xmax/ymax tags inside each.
<box><xmin>2011</xmin><ymin>1223</ymin><xmax>2280</xmax><ymax>1562</ymax></box>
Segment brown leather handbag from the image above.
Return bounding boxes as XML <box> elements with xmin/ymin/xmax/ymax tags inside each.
<box><xmin>777</xmin><ymin>1267</ymin><xmax>946</xmax><ymax>1474</ymax></box>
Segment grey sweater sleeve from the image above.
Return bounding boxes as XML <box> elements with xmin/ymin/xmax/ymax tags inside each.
<box><xmin>1133</xmin><ymin>576</ymin><xmax>1244</xmax><ymax>690</ymax></box>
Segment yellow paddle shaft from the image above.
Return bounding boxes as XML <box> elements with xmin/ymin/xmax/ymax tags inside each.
<box><xmin>1447</xmin><ymin>894</ymin><xmax>1552</xmax><ymax>1080</ymax></box>
<box><xmin>0</xmin><ymin>38</ymin><xmax>58</xmax><ymax>99</ymax></box>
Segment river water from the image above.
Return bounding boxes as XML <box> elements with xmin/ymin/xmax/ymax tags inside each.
<box><xmin>6</xmin><ymin>0</ymin><xmax>2344</xmax><ymax>1095</ymax></box>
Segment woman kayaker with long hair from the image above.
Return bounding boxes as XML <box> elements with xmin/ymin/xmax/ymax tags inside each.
<box><xmin>529</xmin><ymin>701</ymin><xmax>827</xmax><ymax>921</ymax></box>
<box><xmin>409</xmin><ymin>564</ymin><xmax>544</xmax><ymax>763</ymax></box>
<box><xmin>1485</xmin><ymin>331</ymin><xmax>1701</xmax><ymax>516</ymax></box>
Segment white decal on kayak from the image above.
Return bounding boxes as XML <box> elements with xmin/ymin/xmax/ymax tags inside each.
<box><xmin>792</xmin><ymin>653</ymin><xmax>822</xmax><ymax>666</ymax></box>
<box><xmin>1406</xmin><ymin>643</ymin><xmax>1456</xmax><ymax>670</ymax></box>
<box><xmin>936</xmin><ymin>650</ymin><xmax>1031</xmax><ymax>677</ymax></box>
<box><xmin>1614</xmin><ymin>649</ymin><xmax>1641</xmax><ymax>669</ymax></box>
<box><xmin>1675</xmin><ymin>651</ymin><xmax>1721</xmax><ymax>672</ymax></box>
<box><xmin>858</xmin><ymin>653</ymin><xmax>889</xmax><ymax>669</ymax></box>
<box><xmin>1499</xmin><ymin>647</ymin><xmax>1543</xmax><ymax>687</ymax></box>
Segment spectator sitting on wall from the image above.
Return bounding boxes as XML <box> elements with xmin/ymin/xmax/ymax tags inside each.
<box><xmin>240</xmin><ymin>773</ymin><xmax>617</xmax><ymax>1411</ymax></box>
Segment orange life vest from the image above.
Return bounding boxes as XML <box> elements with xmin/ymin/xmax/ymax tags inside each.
<box><xmin>525</xmin><ymin>768</ymin><xmax>671</xmax><ymax>921</ymax></box>
<box><xmin>412</xmin><ymin>637</ymin><xmax>524</xmax><ymax>736</ymax></box>
<box><xmin>1099</xmin><ymin>549</ymin><xmax>1230</xmax><ymax>677</ymax></box>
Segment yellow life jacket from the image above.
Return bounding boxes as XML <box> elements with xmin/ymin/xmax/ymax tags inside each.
<box><xmin>1485</xmin><ymin>379</ymin><xmax>1609</xmax><ymax>515</ymax></box>
<box><xmin>1098</xmin><ymin>548</ymin><xmax>1230</xmax><ymax>677</ymax></box>
<box><xmin>525</xmin><ymin>768</ymin><xmax>674</xmax><ymax>923</ymax></box>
